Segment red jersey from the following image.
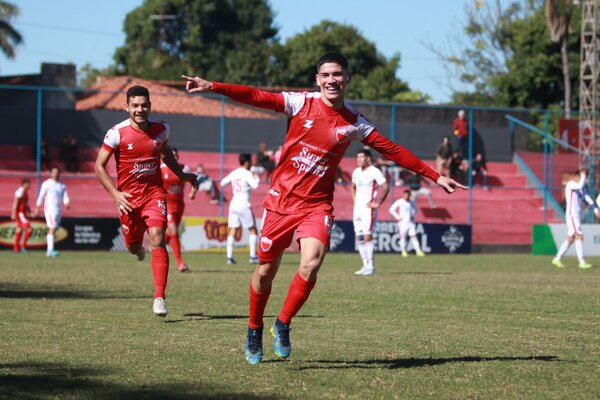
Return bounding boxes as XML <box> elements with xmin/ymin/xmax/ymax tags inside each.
<box><xmin>160</xmin><ymin>162</ymin><xmax>190</xmax><ymax>205</ymax></box>
<box><xmin>14</xmin><ymin>186</ymin><xmax>29</xmax><ymax>214</ymax></box>
<box><xmin>102</xmin><ymin>119</ymin><xmax>169</xmax><ymax>207</ymax></box>
<box><xmin>453</xmin><ymin>117</ymin><xmax>468</xmax><ymax>138</ymax></box>
<box><xmin>212</xmin><ymin>82</ymin><xmax>440</xmax><ymax>214</ymax></box>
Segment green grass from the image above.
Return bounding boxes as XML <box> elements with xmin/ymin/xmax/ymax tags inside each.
<box><xmin>1</xmin><ymin>251</ymin><xmax>599</xmax><ymax>399</ymax></box>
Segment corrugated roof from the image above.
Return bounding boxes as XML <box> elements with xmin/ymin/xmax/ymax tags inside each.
<box><xmin>75</xmin><ymin>76</ymin><xmax>280</xmax><ymax>120</ymax></box>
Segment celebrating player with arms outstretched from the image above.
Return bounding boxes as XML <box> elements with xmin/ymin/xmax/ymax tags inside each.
<box><xmin>95</xmin><ymin>86</ymin><xmax>197</xmax><ymax>317</ymax></box>
<box><xmin>183</xmin><ymin>52</ymin><xmax>466</xmax><ymax>365</ymax></box>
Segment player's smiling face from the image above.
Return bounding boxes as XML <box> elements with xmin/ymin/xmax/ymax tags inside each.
<box><xmin>126</xmin><ymin>96</ymin><xmax>151</xmax><ymax>130</ymax></box>
<box><xmin>316</xmin><ymin>62</ymin><xmax>349</xmax><ymax>109</ymax></box>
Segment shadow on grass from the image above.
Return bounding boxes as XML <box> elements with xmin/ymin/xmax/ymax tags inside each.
<box><xmin>294</xmin><ymin>355</ymin><xmax>561</xmax><ymax>370</ymax></box>
<box><xmin>164</xmin><ymin>313</ymin><xmax>325</xmax><ymax>324</ymax></box>
<box><xmin>0</xmin><ymin>283</ymin><xmax>145</xmax><ymax>300</ymax></box>
<box><xmin>385</xmin><ymin>271</ymin><xmax>456</xmax><ymax>276</ymax></box>
<box><xmin>0</xmin><ymin>361</ymin><xmax>285</xmax><ymax>400</ymax></box>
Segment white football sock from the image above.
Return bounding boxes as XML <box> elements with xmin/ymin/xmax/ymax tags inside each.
<box><xmin>226</xmin><ymin>235</ymin><xmax>234</xmax><ymax>259</ymax></box>
<box><xmin>249</xmin><ymin>233</ymin><xmax>257</xmax><ymax>258</ymax></box>
<box><xmin>411</xmin><ymin>236</ymin><xmax>422</xmax><ymax>253</ymax></box>
<box><xmin>555</xmin><ymin>240</ymin><xmax>570</xmax><ymax>260</ymax></box>
<box><xmin>47</xmin><ymin>234</ymin><xmax>54</xmax><ymax>254</ymax></box>
<box><xmin>364</xmin><ymin>240</ymin><xmax>375</xmax><ymax>268</ymax></box>
<box><xmin>575</xmin><ymin>239</ymin><xmax>584</xmax><ymax>263</ymax></box>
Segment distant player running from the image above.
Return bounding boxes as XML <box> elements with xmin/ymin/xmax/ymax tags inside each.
<box><xmin>35</xmin><ymin>166</ymin><xmax>70</xmax><ymax>257</ymax></box>
<box><xmin>352</xmin><ymin>148</ymin><xmax>389</xmax><ymax>276</ymax></box>
<box><xmin>11</xmin><ymin>178</ymin><xmax>32</xmax><ymax>253</ymax></box>
<box><xmin>220</xmin><ymin>153</ymin><xmax>260</xmax><ymax>265</ymax></box>
<box><xmin>161</xmin><ymin>147</ymin><xmax>197</xmax><ymax>272</ymax></box>
<box><xmin>552</xmin><ymin>170</ymin><xmax>593</xmax><ymax>269</ymax></box>
<box><xmin>183</xmin><ymin>52</ymin><xmax>466</xmax><ymax>365</ymax></box>
<box><xmin>389</xmin><ymin>189</ymin><xmax>425</xmax><ymax>257</ymax></box>
<box><xmin>95</xmin><ymin>85</ymin><xmax>197</xmax><ymax>317</ymax></box>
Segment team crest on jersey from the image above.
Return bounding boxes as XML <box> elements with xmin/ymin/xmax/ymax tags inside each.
<box><xmin>260</xmin><ymin>236</ymin><xmax>273</xmax><ymax>252</ymax></box>
<box><xmin>335</xmin><ymin>125</ymin><xmax>357</xmax><ymax>143</ymax></box>
<box><xmin>121</xmin><ymin>224</ymin><xmax>130</xmax><ymax>235</ymax></box>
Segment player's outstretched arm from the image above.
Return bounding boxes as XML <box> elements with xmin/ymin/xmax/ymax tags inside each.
<box><xmin>181</xmin><ymin>75</ymin><xmax>213</xmax><ymax>94</ymax></box>
<box><xmin>436</xmin><ymin>175</ymin><xmax>467</xmax><ymax>194</ymax></box>
<box><xmin>95</xmin><ymin>147</ymin><xmax>133</xmax><ymax>214</ymax></box>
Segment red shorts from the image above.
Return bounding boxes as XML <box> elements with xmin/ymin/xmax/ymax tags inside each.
<box><xmin>120</xmin><ymin>195</ymin><xmax>167</xmax><ymax>246</ymax></box>
<box><xmin>16</xmin><ymin>212</ymin><xmax>31</xmax><ymax>229</ymax></box>
<box><xmin>167</xmin><ymin>199</ymin><xmax>184</xmax><ymax>226</ymax></box>
<box><xmin>257</xmin><ymin>209</ymin><xmax>334</xmax><ymax>263</ymax></box>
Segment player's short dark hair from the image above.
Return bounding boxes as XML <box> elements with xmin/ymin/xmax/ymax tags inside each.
<box><xmin>403</xmin><ymin>189</ymin><xmax>411</xmax><ymax>196</ymax></box>
<box><xmin>357</xmin><ymin>148</ymin><xmax>372</xmax><ymax>158</ymax></box>
<box><xmin>50</xmin><ymin>165</ymin><xmax>60</xmax><ymax>172</ymax></box>
<box><xmin>239</xmin><ymin>153</ymin><xmax>252</xmax><ymax>165</ymax></box>
<box><xmin>317</xmin><ymin>52</ymin><xmax>349</xmax><ymax>72</ymax></box>
<box><xmin>21</xmin><ymin>178</ymin><xmax>30</xmax><ymax>184</ymax></box>
<box><xmin>126</xmin><ymin>85</ymin><xmax>150</xmax><ymax>103</ymax></box>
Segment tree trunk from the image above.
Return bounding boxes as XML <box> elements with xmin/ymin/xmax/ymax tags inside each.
<box><xmin>561</xmin><ymin>36</ymin><xmax>571</xmax><ymax>118</ymax></box>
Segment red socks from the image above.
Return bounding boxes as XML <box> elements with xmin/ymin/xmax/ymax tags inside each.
<box><xmin>278</xmin><ymin>272</ymin><xmax>316</xmax><ymax>325</ymax></box>
<box><xmin>151</xmin><ymin>247</ymin><xmax>169</xmax><ymax>299</ymax></box>
<box><xmin>170</xmin><ymin>234</ymin><xmax>183</xmax><ymax>266</ymax></box>
<box><xmin>248</xmin><ymin>283</ymin><xmax>272</xmax><ymax>330</ymax></box>
<box><xmin>13</xmin><ymin>229</ymin><xmax>22</xmax><ymax>252</ymax></box>
<box><xmin>22</xmin><ymin>229</ymin><xmax>32</xmax><ymax>250</ymax></box>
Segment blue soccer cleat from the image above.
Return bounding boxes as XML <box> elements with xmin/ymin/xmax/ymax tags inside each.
<box><xmin>46</xmin><ymin>250</ymin><xmax>59</xmax><ymax>258</ymax></box>
<box><xmin>270</xmin><ymin>319</ymin><xmax>291</xmax><ymax>359</ymax></box>
<box><xmin>245</xmin><ymin>327</ymin><xmax>263</xmax><ymax>365</ymax></box>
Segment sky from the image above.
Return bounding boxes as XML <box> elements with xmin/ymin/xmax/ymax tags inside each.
<box><xmin>0</xmin><ymin>0</ymin><xmax>469</xmax><ymax>103</ymax></box>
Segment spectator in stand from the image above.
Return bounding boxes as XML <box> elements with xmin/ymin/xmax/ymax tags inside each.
<box><xmin>405</xmin><ymin>172</ymin><xmax>436</xmax><ymax>208</ymax></box>
<box><xmin>453</xmin><ymin>109</ymin><xmax>469</xmax><ymax>159</ymax></box>
<box><xmin>449</xmin><ymin>150</ymin><xmax>467</xmax><ymax>184</ymax></box>
<box><xmin>274</xmin><ymin>144</ymin><xmax>283</xmax><ymax>165</ymax></box>
<box><xmin>61</xmin><ymin>133</ymin><xmax>80</xmax><ymax>173</ymax></box>
<box><xmin>436</xmin><ymin>136</ymin><xmax>453</xmax><ymax>178</ymax></box>
<box><xmin>255</xmin><ymin>142</ymin><xmax>275</xmax><ymax>181</ymax></box>
<box><xmin>471</xmin><ymin>152</ymin><xmax>489</xmax><ymax>189</ymax></box>
<box><xmin>40</xmin><ymin>137</ymin><xmax>51</xmax><ymax>171</ymax></box>
<box><xmin>195</xmin><ymin>164</ymin><xmax>220</xmax><ymax>204</ymax></box>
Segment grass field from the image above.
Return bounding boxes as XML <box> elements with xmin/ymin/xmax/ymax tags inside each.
<box><xmin>1</xmin><ymin>250</ymin><xmax>599</xmax><ymax>399</ymax></box>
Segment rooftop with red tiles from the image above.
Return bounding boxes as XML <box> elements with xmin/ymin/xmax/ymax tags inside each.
<box><xmin>75</xmin><ymin>76</ymin><xmax>283</xmax><ymax>120</ymax></box>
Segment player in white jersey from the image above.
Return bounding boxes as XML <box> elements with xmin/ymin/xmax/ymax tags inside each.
<box><xmin>35</xmin><ymin>166</ymin><xmax>70</xmax><ymax>257</ymax></box>
<box><xmin>352</xmin><ymin>149</ymin><xmax>389</xmax><ymax>276</ymax></box>
<box><xmin>220</xmin><ymin>153</ymin><xmax>260</xmax><ymax>265</ymax></box>
<box><xmin>389</xmin><ymin>189</ymin><xmax>425</xmax><ymax>257</ymax></box>
<box><xmin>552</xmin><ymin>170</ymin><xmax>594</xmax><ymax>269</ymax></box>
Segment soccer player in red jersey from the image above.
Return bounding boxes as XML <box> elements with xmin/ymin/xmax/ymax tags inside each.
<box><xmin>183</xmin><ymin>52</ymin><xmax>467</xmax><ymax>364</ymax></box>
<box><xmin>160</xmin><ymin>147</ymin><xmax>197</xmax><ymax>272</ymax></box>
<box><xmin>95</xmin><ymin>86</ymin><xmax>197</xmax><ymax>317</ymax></box>
<box><xmin>11</xmin><ymin>178</ymin><xmax>32</xmax><ymax>253</ymax></box>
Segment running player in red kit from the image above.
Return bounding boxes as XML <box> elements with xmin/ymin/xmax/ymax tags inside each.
<box><xmin>11</xmin><ymin>178</ymin><xmax>33</xmax><ymax>253</ymax></box>
<box><xmin>183</xmin><ymin>52</ymin><xmax>467</xmax><ymax>364</ymax></box>
<box><xmin>95</xmin><ymin>86</ymin><xmax>197</xmax><ymax>317</ymax></box>
<box><xmin>160</xmin><ymin>147</ymin><xmax>197</xmax><ymax>272</ymax></box>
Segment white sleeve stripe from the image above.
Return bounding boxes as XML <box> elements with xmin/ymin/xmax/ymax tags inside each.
<box><xmin>283</xmin><ymin>92</ymin><xmax>306</xmax><ymax>117</ymax></box>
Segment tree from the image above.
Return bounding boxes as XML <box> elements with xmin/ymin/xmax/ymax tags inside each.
<box><xmin>545</xmin><ymin>0</ymin><xmax>576</xmax><ymax>117</ymax></box>
<box><xmin>113</xmin><ymin>0</ymin><xmax>277</xmax><ymax>85</ymax></box>
<box><xmin>0</xmin><ymin>1</ymin><xmax>22</xmax><ymax>59</ymax></box>
<box><xmin>270</xmin><ymin>20</ymin><xmax>427</xmax><ymax>102</ymax></box>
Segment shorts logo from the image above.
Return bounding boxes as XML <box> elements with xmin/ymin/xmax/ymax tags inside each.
<box><xmin>268</xmin><ymin>188</ymin><xmax>280</xmax><ymax>197</ymax></box>
<box><xmin>260</xmin><ymin>236</ymin><xmax>273</xmax><ymax>252</ymax></box>
<box><xmin>127</xmin><ymin>143</ymin><xmax>134</xmax><ymax>150</ymax></box>
<box><xmin>121</xmin><ymin>224</ymin><xmax>130</xmax><ymax>235</ymax></box>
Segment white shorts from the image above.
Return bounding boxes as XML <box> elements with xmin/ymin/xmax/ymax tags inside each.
<box><xmin>45</xmin><ymin>212</ymin><xmax>62</xmax><ymax>229</ymax></box>
<box><xmin>398</xmin><ymin>221</ymin><xmax>416</xmax><ymax>237</ymax></box>
<box><xmin>566</xmin><ymin>213</ymin><xmax>582</xmax><ymax>236</ymax></box>
<box><xmin>199</xmin><ymin>179</ymin><xmax>213</xmax><ymax>192</ymax></box>
<box><xmin>228</xmin><ymin>205</ymin><xmax>255</xmax><ymax>229</ymax></box>
<box><xmin>353</xmin><ymin>208</ymin><xmax>376</xmax><ymax>235</ymax></box>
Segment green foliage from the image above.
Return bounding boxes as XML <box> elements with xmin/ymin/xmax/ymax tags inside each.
<box><xmin>0</xmin><ymin>1</ymin><xmax>22</xmax><ymax>59</ymax></box>
<box><xmin>446</xmin><ymin>0</ymin><xmax>579</xmax><ymax>110</ymax></box>
<box><xmin>113</xmin><ymin>0</ymin><xmax>277</xmax><ymax>85</ymax></box>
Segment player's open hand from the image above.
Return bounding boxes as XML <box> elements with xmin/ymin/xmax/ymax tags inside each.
<box><xmin>436</xmin><ymin>175</ymin><xmax>468</xmax><ymax>194</ymax></box>
<box><xmin>367</xmin><ymin>201</ymin><xmax>380</xmax><ymax>209</ymax></box>
<box><xmin>113</xmin><ymin>191</ymin><xmax>133</xmax><ymax>215</ymax></box>
<box><xmin>181</xmin><ymin>75</ymin><xmax>213</xmax><ymax>94</ymax></box>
